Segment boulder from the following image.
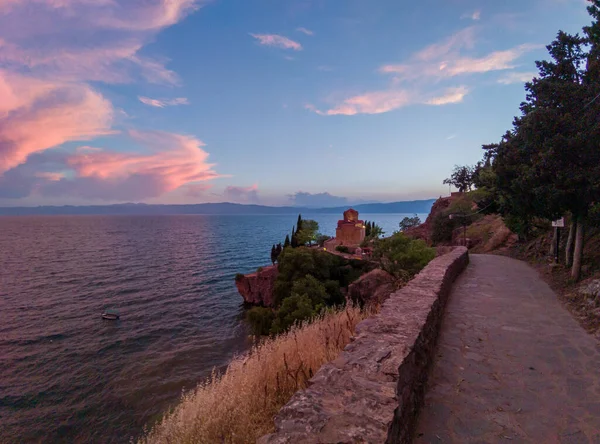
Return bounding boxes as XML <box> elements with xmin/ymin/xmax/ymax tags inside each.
<box><xmin>347</xmin><ymin>269</ymin><xmax>395</xmax><ymax>306</ymax></box>
<box><xmin>235</xmin><ymin>265</ymin><xmax>278</xmax><ymax>307</ymax></box>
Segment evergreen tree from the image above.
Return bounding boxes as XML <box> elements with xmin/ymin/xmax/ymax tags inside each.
<box><xmin>270</xmin><ymin>245</ymin><xmax>277</xmax><ymax>265</ymax></box>
<box><xmin>283</xmin><ymin>235</ymin><xmax>290</xmax><ymax>248</ymax></box>
<box><xmin>291</xmin><ymin>233</ymin><xmax>299</xmax><ymax>248</ymax></box>
<box><xmin>296</xmin><ymin>214</ymin><xmax>303</xmax><ymax>234</ymax></box>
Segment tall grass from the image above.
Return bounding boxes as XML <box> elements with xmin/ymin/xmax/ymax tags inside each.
<box><xmin>138</xmin><ymin>305</ymin><xmax>370</xmax><ymax>444</ymax></box>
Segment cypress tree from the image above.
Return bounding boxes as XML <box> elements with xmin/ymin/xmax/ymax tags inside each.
<box><xmin>296</xmin><ymin>214</ymin><xmax>303</xmax><ymax>233</ymax></box>
<box><xmin>270</xmin><ymin>245</ymin><xmax>277</xmax><ymax>264</ymax></box>
<box><xmin>284</xmin><ymin>235</ymin><xmax>290</xmax><ymax>248</ymax></box>
<box><xmin>291</xmin><ymin>233</ymin><xmax>298</xmax><ymax>248</ymax></box>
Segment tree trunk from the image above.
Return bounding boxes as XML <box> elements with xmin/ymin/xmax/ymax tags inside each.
<box><xmin>571</xmin><ymin>218</ymin><xmax>584</xmax><ymax>281</ymax></box>
<box><xmin>565</xmin><ymin>221</ymin><xmax>575</xmax><ymax>267</ymax></box>
<box><xmin>549</xmin><ymin>228</ymin><xmax>557</xmax><ymax>257</ymax></box>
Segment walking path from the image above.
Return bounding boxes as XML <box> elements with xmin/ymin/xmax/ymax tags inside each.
<box><xmin>415</xmin><ymin>254</ymin><xmax>600</xmax><ymax>444</ymax></box>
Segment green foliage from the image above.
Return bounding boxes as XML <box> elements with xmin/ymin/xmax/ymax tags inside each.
<box><xmin>269</xmin><ymin>294</ymin><xmax>315</xmax><ymax>334</ymax></box>
<box><xmin>296</xmin><ymin>219</ymin><xmax>319</xmax><ymax>246</ymax></box>
<box><xmin>283</xmin><ymin>235</ymin><xmax>290</xmax><ymax>248</ymax></box>
<box><xmin>431</xmin><ymin>212</ymin><xmax>456</xmax><ymax>244</ymax></box>
<box><xmin>399</xmin><ymin>214</ymin><xmax>421</xmax><ymax>231</ymax></box>
<box><xmin>443</xmin><ymin>165</ymin><xmax>474</xmax><ymax>193</ymax></box>
<box><xmin>335</xmin><ymin>245</ymin><xmax>350</xmax><ymax>253</ymax></box>
<box><xmin>235</xmin><ymin>273</ymin><xmax>245</xmax><ymax>282</ymax></box>
<box><xmin>372</xmin><ymin>233</ymin><xmax>436</xmax><ymax>281</ymax></box>
<box><xmin>256</xmin><ymin>266</ymin><xmax>264</xmax><ymax>273</ymax></box>
<box><xmin>246</xmin><ymin>247</ymin><xmax>372</xmax><ymax>335</ymax></box>
<box><xmin>316</xmin><ymin>234</ymin><xmax>331</xmax><ymax>247</ymax></box>
<box><xmin>246</xmin><ymin>307</ymin><xmax>275</xmax><ymax>336</ymax></box>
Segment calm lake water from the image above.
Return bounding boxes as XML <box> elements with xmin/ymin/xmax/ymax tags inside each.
<box><xmin>0</xmin><ymin>213</ymin><xmax>426</xmax><ymax>443</ymax></box>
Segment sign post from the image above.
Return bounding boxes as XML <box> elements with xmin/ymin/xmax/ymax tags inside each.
<box><xmin>552</xmin><ymin>218</ymin><xmax>565</xmax><ymax>264</ymax></box>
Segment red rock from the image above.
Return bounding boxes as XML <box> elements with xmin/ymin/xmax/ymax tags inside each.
<box><xmin>235</xmin><ymin>265</ymin><xmax>278</xmax><ymax>307</ymax></box>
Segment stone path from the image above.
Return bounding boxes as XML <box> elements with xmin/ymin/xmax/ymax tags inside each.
<box><xmin>415</xmin><ymin>254</ymin><xmax>600</xmax><ymax>444</ymax></box>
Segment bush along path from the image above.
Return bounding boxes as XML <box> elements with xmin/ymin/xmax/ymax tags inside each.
<box><xmin>415</xmin><ymin>255</ymin><xmax>600</xmax><ymax>443</ymax></box>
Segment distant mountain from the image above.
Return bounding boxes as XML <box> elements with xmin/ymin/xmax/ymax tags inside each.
<box><xmin>0</xmin><ymin>199</ymin><xmax>436</xmax><ymax>216</ymax></box>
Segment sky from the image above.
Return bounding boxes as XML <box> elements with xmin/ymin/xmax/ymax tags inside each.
<box><xmin>0</xmin><ymin>0</ymin><xmax>591</xmax><ymax>207</ymax></box>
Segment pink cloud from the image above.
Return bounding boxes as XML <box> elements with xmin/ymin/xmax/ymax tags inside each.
<box><xmin>139</xmin><ymin>96</ymin><xmax>189</xmax><ymax>107</ymax></box>
<box><xmin>426</xmin><ymin>86</ymin><xmax>469</xmax><ymax>105</ymax></box>
<box><xmin>0</xmin><ymin>70</ymin><xmax>114</xmax><ymax>174</ymax></box>
<box><xmin>250</xmin><ymin>34</ymin><xmax>302</xmax><ymax>50</ymax></box>
<box><xmin>67</xmin><ymin>131</ymin><xmax>219</xmax><ymax>193</ymax></box>
<box><xmin>307</xmin><ymin>90</ymin><xmax>413</xmax><ymax>116</ymax></box>
<box><xmin>379</xmin><ymin>28</ymin><xmax>540</xmax><ymax>82</ymax></box>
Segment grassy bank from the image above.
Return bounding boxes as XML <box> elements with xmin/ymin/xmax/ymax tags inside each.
<box><xmin>138</xmin><ymin>305</ymin><xmax>371</xmax><ymax>444</ymax></box>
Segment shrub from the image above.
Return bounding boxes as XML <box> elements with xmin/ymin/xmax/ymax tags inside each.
<box><xmin>247</xmin><ymin>307</ymin><xmax>275</xmax><ymax>336</ymax></box>
<box><xmin>257</xmin><ymin>266</ymin><xmax>264</xmax><ymax>273</ymax></box>
<box><xmin>372</xmin><ymin>232</ymin><xmax>436</xmax><ymax>281</ymax></box>
<box><xmin>139</xmin><ymin>306</ymin><xmax>369</xmax><ymax>444</ymax></box>
<box><xmin>235</xmin><ymin>273</ymin><xmax>245</xmax><ymax>282</ymax></box>
<box><xmin>335</xmin><ymin>245</ymin><xmax>350</xmax><ymax>253</ymax></box>
<box><xmin>316</xmin><ymin>234</ymin><xmax>331</xmax><ymax>247</ymax></box>
<box><xmin>399</xmin><ymin>214</ymin><xmax>421</xmax><ymax>231</ymax></box>
<box><xmin>431</xmin><ymin>212</ymin><xmax>456</xmax><ymax>244</ymax></box>
<box><xmin>270</xmin><ymin>294</ymin><xmax>316</xmax><ymax>334</ymax></box>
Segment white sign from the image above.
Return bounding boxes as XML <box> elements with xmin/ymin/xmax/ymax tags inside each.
<box><xmin>552</xmin><ymin>217</ymin><xmax>565</xmax><ymax>228</ymax></box>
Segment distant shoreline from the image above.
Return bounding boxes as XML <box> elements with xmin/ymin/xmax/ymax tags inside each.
<box><xmin>0</xmin><ymin>200</ymin><xmax>436</xmax><ymax>216</ymax></box>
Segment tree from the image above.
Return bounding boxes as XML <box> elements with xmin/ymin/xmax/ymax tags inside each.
<box><xmin>296</xmin><ymin>214</ymin><xmax>303</xmax><ymax>234</ymax></box>
<box><xmin>283</xmin><ymin>234</ymin><xmax>290</xmax><ymax>248</ymax></box>
<box><xmin>372</xmin><ymin>233</ymin><xmax>436</xmax><ymax>281</ymax></box>
<box><xmin>443</xmin><ymin>165</ymin><xmax>474</xmax><ymax>193</ymax></box>
<box><xmin>365</xmin><ymin>221</ymin><xmax>372</xmax><ymax>237</ymax></box>
<box><xmin>296</xmin><ymin>219</ymin><xmax>319</xmax><ymax>246</ymax></box>
<box><xmin>316</xmin><ymin>234</ymin><xmax>331</xmax><ymax>247</ymax></box>
<box><xmin>399</xmin><ymin>214</ymin><xmax>421</xmax><ymax>231</ymax></box>
<box><xmin>369</xmin><ymin>223</ymin><xmax>384</xmax><ymax>239</ymax></box>
<box><xmin>270</xmin><ymin>245</ymin><xmax>277</xmax><ymax>264</ymax></box>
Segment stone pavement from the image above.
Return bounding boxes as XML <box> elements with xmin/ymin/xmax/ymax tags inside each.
<box><xmin>415</xmin><ymin>254</ymin><xmax>600</xmax><ymax>444</ymax></box>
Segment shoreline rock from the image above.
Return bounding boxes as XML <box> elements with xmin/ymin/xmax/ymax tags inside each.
<box><xmin>235</xmin><ymin>265</ymin><xmax>278</xmax><ymax>307</ymax></box>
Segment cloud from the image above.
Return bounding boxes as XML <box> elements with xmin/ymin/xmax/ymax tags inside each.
<box><xmin>289</xmin><ymin>191</ymin><xmax>348</xmax><ymax>208</ymax></box>
<box><xmin>185</xmin><ymin>182</ymin><xmax>213</xmax><ymax>198</ymax></box>
<box><xmin>250</xmin><ymin>33</ymin><xmax>302</xmax><ymax>50</ymax></box>
<box><xmin>307</xmin><ymin>90</ymin><xmax>413</xmax><ymax>116</ymax></box>
<box><xmin>306</xmin><ymin>86</ymin><xmax>467</xmax><ymax>116</ymax></box>
<box><xmin>380</xmin><ymin>44</ymin><xmax>539</xmax><ymax>81</ymax></box>
<box><xmin>446</xmin><ymin>134</ymin><xmax>457</xmax><ymax>140</ymax></box>
<box><xmin>138</xmin><ymin>96</ymin><xmax>189</xmax><ymax>107</ymax></box>
<box><xmin>0</xmin><ymin>70</ymin><xmax>114</xmax><ymax>174</ymax></box>
<box><xmin>426</xmin><ymin>86</ymin><xmax>469</xmax><ymax>105</ymax></box>
<box><xmin>224</xmin><ymin>184</ymin><xmax>259</xmax><ymax>203</ymax></box>
<box><xmin>296</xmin><ymin>27</ymin><xmax>314</xmax><ymax>36</ymax></box>
<box><xmin>461</xmin><ymin>10</ymin><xmax>481</xmax><ymax>21</ymax></box>
<box><xmin>498</xmin><ymin>71</ymin><xmax>537</xmax><ymax>84</ymax></box>
<box><xmin>308</xmin><ymin>27</ymin><xmax>535</xmax><ymax>116</ymax></box>
<box><xmin>0</xmin><ymin>0</ymin><xmax>203</xmax><ymax>187</ymax></box>
<box><xmin>0</xmin><ymin>130</ymin><xmax>221</xmax><ymax>201</ymax></box>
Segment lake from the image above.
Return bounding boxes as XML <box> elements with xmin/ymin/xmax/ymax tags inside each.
<box><xmin>0</xmin><ymin>213</ymin><xmax>426</xmax><ymax>443</ymax></box>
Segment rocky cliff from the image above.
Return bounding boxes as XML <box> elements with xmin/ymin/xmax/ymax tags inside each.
<box><xmin>346</xmin><ymin>269</ymin><xmax>395</xmax><ymax>306</ymax></box>
<box><xmin>235</xmin><ymin>265</ymin><xmax>278</xmax><ymax>307</ymax></box>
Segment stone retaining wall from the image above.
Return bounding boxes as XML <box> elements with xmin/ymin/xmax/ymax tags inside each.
<box><xmin>258</xmin><ymin>247</ymin><xmax>469</xmax><ymax>444</ymax></box>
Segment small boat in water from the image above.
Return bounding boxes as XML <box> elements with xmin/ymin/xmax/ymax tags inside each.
<box><xmin>101</xmin><ymin>311</ymin><xmax>120</xmax><ymax>320</ymax></box>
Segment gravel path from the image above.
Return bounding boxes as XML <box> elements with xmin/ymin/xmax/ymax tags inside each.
<box><xmin>415</xmin><ymin>254</ymin><xmax>600</xmax><ymax>444</ymax></box>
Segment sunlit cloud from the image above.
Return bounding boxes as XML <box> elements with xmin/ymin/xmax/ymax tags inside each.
<box><xmin>250</xmin><ymin>33</ymin><xmax>303</xmax><ymax>50</ymax></box>
<box><xmin>426</xmin><ymin>87</ymin><xmax>469</xmax><ymax>105</ymax></box>
<box><xmin>498</xmin><ymin>71</ymin><xmax>537</xmax><ymax>84</ymax></box>
<box><xmin>380</xmin><ymin>44</ymin><xmax>539</xmax><ymax>81</ymax></box>
<box><xmin>296</xmin><ymin>27</ymin><xmax>314</xmax><ymax>36</ymax></box>
<box><xmin>0</xmin><ymin>0</ymin><xmax>205</xmax><ymax>193</ymax></box>
<box><xmin>0</xmin><ymin>70</ymin><xmax>114</xmax><ymax>174</ymax></box>
<box><xmin>307</xmin><ymin>86</ymin><xmax>468</xmax><ymax>116</ymax></box>
<box><xmin>139</xmin><ymin>96</ymin><xmax>189</xmax><ymax>107</ymax></box>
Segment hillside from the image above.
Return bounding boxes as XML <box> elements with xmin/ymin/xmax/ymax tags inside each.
<box><xmin>0</xmin><ymin>199</ymin><xmax>436</xmax><ymax>216</ymax></box>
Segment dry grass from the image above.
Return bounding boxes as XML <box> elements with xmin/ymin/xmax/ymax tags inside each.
<box><xmin>138</xmin><ymin>305</ymin><xmax>371</xmax><ymax>444</ymax></box>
